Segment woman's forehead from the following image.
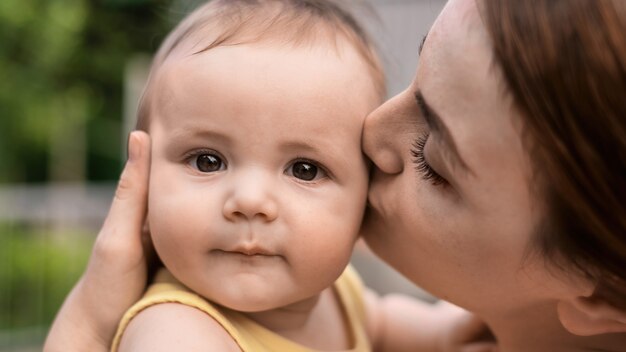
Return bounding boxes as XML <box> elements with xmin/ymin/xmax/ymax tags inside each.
<box><xmin>429</xmin><ymin>0</ymin><xmax>489</xmax><ymax>57</ymax></box>
<box><xmin>418</xmin><ymin>0</ymin><xmax>496</xmax><ymax>115</ymax></box>
<box><xmin>419</xmin><ymin>0</ymin><xmax>501</xmax><ymax>107</ymax></box>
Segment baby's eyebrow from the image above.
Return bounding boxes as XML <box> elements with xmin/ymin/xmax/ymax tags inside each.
<box><xmin>278</xmin><ymin>140</ymin><xmax>323</xmax><ymax>154</ymax></box>
<box><xmin>168</xmin><ymin>128</ymin><xmax>232</xmax><ymax>146</ymax></box>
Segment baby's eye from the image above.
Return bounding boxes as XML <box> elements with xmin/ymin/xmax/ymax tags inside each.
<box><xmin>192</xmin><ymin>153</ymin><xmax>225</xmax><ymax>173</ymax></box>
<box><xmin>287</xmin><ymin>160</ymin><xmax>327</xmax><ymax>181</ymax></box>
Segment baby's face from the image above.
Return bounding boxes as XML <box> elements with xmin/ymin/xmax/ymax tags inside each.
<box><xmin>146</xmin><ymin>42</ymin><xmax>380</xmax><ymax>312</ymax></box>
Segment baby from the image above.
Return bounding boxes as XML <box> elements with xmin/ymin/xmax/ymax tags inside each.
<box><xmin>111</xmin><ymin>1</ymin><xmax>483</xmax><ymax>351</ymax></box>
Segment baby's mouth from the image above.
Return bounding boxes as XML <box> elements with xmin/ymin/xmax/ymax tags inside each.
<box><xmin>213</xmin><ymin>246</ymin><xmax>279</xmax><ymax>258</ymax></box>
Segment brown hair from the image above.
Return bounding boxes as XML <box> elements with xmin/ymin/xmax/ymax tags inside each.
<box><xmin>136</xmin><ymin>0</ymin><xmax>385</xmax><ymax>131</ymax></box>
<box><xmin>483</xmin><ymin>0</ymin><xmax>626</xmax><ymax>306</ymax></box>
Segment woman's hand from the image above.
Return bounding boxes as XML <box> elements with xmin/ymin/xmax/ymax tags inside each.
<box><xmin>436</xmin><ymin>301</ymin><xmax>498</xmax><ymax>352</ymax></box>
<box><xmin>365</xmin><ymin>290</ymin><xmax>498</xmax><ymax>352</ymax></box>
<box><xmin>44</xmin><ymin>131</ymin><xmax>153</xmax><ymax>352</ymax></box>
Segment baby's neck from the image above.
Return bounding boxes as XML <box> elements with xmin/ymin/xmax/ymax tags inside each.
<box><xmin>485</xmin><ymin>300</ymin><xmax>626</xmax><ymax>352</ymax></box>
<box><xmin>245</xmin><ymin>288</ymin><xmax>350</xmax><ymax>350</ymax></box>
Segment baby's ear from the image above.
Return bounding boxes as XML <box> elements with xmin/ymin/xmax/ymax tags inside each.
<box><xmin>557</xmin><ymin>291</ymin><xmax>626</xmax><ymax>336</ymax></box>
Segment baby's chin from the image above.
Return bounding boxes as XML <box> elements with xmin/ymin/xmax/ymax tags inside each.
<box><xmin>209</xmin><ymin>291</ymin><xmax>285</xmax><ymax>312</ymax></box>
<box><xmin>200</xmin><ymin>287</ymin><xmax>322</xmax><ymax>314</ymax></box>
<box><xmin>177</xmin><ymin>273</ymin><xmax>318</xmax><ymax>313</ymax></box>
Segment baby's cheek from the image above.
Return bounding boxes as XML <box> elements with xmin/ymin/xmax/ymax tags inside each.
<box><xmin>147</xmin><ymin>192</ymin><xmax>182</xmax><ymax>244</ymax></box>
<box><xmin>148</xmin><ymin>204</ymin><xmax>194</xmax><ymax>273</ymax></box>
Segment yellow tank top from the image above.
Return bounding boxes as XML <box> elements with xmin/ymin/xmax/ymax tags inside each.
<box><xmin>111</xmin><ymin>265</ymin><xmax>371</xmax><ymax>352</ymax></box>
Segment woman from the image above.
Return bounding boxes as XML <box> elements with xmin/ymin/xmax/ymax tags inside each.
<box><xmin>45</xmin><ymin>0</ymin><xmax>626</xmax><ymax>351</ymax></box>
<box><xmin>362</xmin><ymin>0</ymin><xmax>626</xmax><ymax>350</ymax></box>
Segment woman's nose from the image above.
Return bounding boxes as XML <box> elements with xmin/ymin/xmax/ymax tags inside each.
<box><xmin>362</xmin><ymin>93</ymin><xmax>407</xmax><ymax>175</ymax></box>
<box><xmin>222</xmin><ymin>172</ymin><xmax>278</xmax><ymax>222</ymax></box>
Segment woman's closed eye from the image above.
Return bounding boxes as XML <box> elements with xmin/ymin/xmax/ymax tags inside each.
<box><xmin>411</xmin><ymin>133</ymin><xmax>447</xmax><ymax>186</ymax></box>
<box><xmin>285</xmin><ymin>159</ymin><xmax>328</xmax><ymax>182</ymax></box>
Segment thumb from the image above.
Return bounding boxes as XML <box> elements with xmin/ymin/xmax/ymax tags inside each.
<box><xmin>455</xmin><ymin>314</ymin><xmax>490</xmax><ymax>341</ymax></box>
<box><xmin>451</xmin><ymin>313</ymin><xmax>496</xmax><ymax>348</ymax></box>
<box><xmin>460</xmin><ymin>343</ymin><xmax>499</xmax><ymax>352</ymax></box>
<box><xmin>94</xmin><ymin>130</ymin><xmax>151</xmax><ymax>262</ymax></box>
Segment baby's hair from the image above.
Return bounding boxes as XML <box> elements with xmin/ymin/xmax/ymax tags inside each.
<box><xmin>136</xmin><ymin>0</ymin><xmax>385</xmax><ymax>131</ymax></box>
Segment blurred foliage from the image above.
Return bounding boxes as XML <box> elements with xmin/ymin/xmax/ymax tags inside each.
<box><xmin>0</xmin><ymin>223</ymin><xmax>93</xmax><ymax>331</ymax></box>
<box><xmin>0</xmin><ymin>0</ymin><xmax>179</xmax><ymax>183</ymax></box>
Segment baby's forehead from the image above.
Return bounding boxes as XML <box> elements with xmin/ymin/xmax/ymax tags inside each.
<box><xmin>146</xmin><ymin>41</ymin><xmax>379</xmax><ymax>132</ymax></box>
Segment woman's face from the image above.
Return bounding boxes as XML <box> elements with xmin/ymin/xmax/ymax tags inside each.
<box><xmin>362</xmin><ymin>0</ymin><xmax>580</xmax><ymax>314</ymax></box>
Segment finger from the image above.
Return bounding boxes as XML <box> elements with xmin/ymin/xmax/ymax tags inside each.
<box><xmin>454</xmin><ymin>314</ymin><xmax>495</xmax><ymax>343</ymax></box>
<box><xmin>100</xmin><ymin>131</ymin><xmax>151</xmax><ymax>248</ymax></box>
<box><xmin>141</xmin><ymin>222</ymin><xmax>162</xmax><ymax>280</ymax></box>
<box><xmin>460</xmin><ymin>342</ymin><xmax>499</xmax><ymax>352</ymax></box>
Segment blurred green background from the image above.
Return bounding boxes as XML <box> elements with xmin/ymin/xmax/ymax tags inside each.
<box><xmin>0</xmin><ymin>0</ymin><xmax>183</xmax><ymax>350</ymax></box>
<box><xmin>0</xmin><ymin>0</ymin><xmax>177</xmax><ymax>184</ymax></box>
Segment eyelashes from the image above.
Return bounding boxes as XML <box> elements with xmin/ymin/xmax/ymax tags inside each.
<box><xmin>411</xmin><ymin>133</ymin><xmax>447</xmax><ymax>186</ymax></box>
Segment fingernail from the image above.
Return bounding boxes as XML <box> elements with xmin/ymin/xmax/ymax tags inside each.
<box><xmin>128</xmin><ymin>131</ymin><xmax>141</xmax><ymax>162</ymax></box>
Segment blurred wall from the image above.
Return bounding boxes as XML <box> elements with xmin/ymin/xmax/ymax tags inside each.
<box><xmin>362</xmin><ymin>0</ymin><xmax>446</xmax><ymax>97</ymax></box>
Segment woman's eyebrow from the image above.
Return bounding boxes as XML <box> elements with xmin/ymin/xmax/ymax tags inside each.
<box><xmin>414</xmin><ymin>90</ymin><xmax>473</xmax><ymax>176</ymax></box>
<box><xmin>419</xmin><ymin>33</ymin><xmax>428</xmax><ymax>56</ymax></box>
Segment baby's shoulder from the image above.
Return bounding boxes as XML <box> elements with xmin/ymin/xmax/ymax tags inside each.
<box><xmin>117</xmin><ymin>302</ymin><xmax>240</xmax><ymax>352</ymax></box>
